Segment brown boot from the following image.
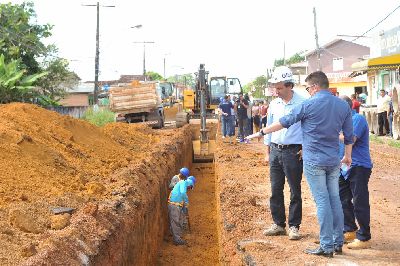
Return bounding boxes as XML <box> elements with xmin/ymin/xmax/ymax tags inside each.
<box><xmin>347</xmin><ymin>239</ymin><xmax>371</xmax><ymax>249</ymax></box>
<box><xmin>344</xmin><ymin>231</ymin><xmax>356</xmax><ymax>243</ymax></box>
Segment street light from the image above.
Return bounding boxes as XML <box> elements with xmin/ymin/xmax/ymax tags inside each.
<box><xmin>82</xmin><ymin>2</ymin><xmax>115</xmax><ymax>105</ymax></box>
<box><xmin>133</xmin><ymin>41</ymin><xmax>155</xmax><ymax>81</ymax></box>
<box><xmin>163</xmin><ymin>53</ymin><xmax>171</xmax><ymax>79</ymax></box>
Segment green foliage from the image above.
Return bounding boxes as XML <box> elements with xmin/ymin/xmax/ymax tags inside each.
<box><xmin>0</xmin><ymin>54</ymin><xmax>47</xmax><ymax>103</ymax></box>
<box><xmin>147</xmin><ymin>71</ymin><xmax>163</xmax><ymax>81</ymax></box>
<box><xmin>38</xmin><ymin>58</ymin><xmax>80</xmax><ymax>103</ymax></box>
<box><xmin>274</xmin><ymin>52</ymin><xmax>305</xmax><ymax>67</ymax></box>
<box><xmin>82</xmin><ymin>107</ymin><xmax>115</xmax><ymax>127</ymax></box>
<box><xmin>243</xmin><ymin>75</ymin><xmax>267</xmax><ymax>98</ymax></box>
<box><xmin>388</xmin><ymin>140</ymin><xmax>400</xmax><ymax>149</ymax></box>
<box><xmin>0</xmin><ymin>2</ymin><xmax>54</xmax><ymax>74</ymax></box>
<box><xmin>167</xmin><ymin>73</ymin><xmax>195</xmax><ymax>88</ymax></box>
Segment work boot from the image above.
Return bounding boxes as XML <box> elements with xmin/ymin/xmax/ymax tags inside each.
<box><xmin>304</xmin><ymin>246</ymin><xmax>333</xmax><ymax>258</ymax></box>
<box><xmin>288</xmin><ymin>226</ymin><xmax>301</xmax><ymax>240</ymax></box>
<box><xmin>344</xmin><ymin>231</ymin><xmax>356</xmax><ymax>243</ymax></box>
<box><xmin>263</xmin><ymin>224</ymin><xmax>286</xmax><ymax>236</ymax></box>
<box><xmin>334</xmin><ymin>245</ymin><xmax>343</xmax><ymax>255</ymax></box>
<box><xmin>347</xmin><ymin>239</ymin><xmax>371</xmax><ymax>249</ymax></box>
<box><xmin>173</xmin><ymin>238</ymin><xmax>187</xmax><ymax>246</ymax></box>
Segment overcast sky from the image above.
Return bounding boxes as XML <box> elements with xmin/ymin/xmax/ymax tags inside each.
<box><xmin>5</xmin><ymin>0</ymin><xmax>400</xmax><ymax>84</ymax></box>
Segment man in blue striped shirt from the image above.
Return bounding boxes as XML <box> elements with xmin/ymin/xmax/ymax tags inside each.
<box><xmin>247</xmin><ymin>71</ymin><xmax>353</xmax><ymax>258</ymax></box>
<box><xmin>263</xmin><ymin>66</ymin><xmax>306</xmax><ymax>240</ymax></box>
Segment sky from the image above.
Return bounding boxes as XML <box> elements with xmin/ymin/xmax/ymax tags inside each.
<box><xmin>4</xmin><ymin>0</ymin><xmax>400</xmax><ymax>84</ymax></box>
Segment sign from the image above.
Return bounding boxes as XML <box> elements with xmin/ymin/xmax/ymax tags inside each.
<box><xmin>380</xmin><ymin>26</ymin><xmax>400</xmax><ymax>56</ymax></box>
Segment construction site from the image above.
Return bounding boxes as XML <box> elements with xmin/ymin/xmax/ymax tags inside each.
<box><xmin>0</xmin><ymin>92</ymin><xmax>400</xmax><ymax>266</ymax></box>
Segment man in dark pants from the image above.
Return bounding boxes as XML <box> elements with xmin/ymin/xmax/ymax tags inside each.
<box><xmin>377</xmin><ymin>89</ymin><xmax>391</xmax><ymax>136</ymax></box>
<box><xmin>262</xmin><ymin>66</ymin><xmax>305</xmax><ymax>240</ymax></box>
<box><xmin>235</xmin><ymin>93</ymin><xmax>249</xmax><ymax>142</ymax></box>
<box><xmin>339</xmin><ymin>96</ymin><xmax>373</xmax><ymax>249</ymax></box>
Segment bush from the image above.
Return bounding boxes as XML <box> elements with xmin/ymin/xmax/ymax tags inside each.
<box><xmin>82</xmin><ymin>107</ymin><xmax>115</xmax><ymax>127</ymax></box>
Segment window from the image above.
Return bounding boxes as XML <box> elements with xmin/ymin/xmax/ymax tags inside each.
<box><xmin>332</xmin><ymin>57</ymin><xmax>343</xmax><ymax>71</ymax></box>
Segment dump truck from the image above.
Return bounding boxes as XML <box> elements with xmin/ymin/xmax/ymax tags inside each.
<box><xmin>109</xmin><ymin>81</ymin><xmax>165</xmax><ymax>128</ymax></box>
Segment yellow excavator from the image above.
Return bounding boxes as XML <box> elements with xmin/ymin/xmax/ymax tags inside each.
<box><xmin>175</xmin><ymin>64</ymin><xmax>242</xmax><ymax>162</ymax></box>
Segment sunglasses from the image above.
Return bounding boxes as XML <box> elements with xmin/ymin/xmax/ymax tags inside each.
<box><xmin>306</xmin><ymin>84</ymin><xmax>315</xmax><ymax>92</ymax></box>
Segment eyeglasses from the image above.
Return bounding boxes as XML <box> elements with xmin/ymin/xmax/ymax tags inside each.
<box><xmin>306</xmin><ymin>84</ymin><xmax>315</xmax><ymax>92</ymax></box>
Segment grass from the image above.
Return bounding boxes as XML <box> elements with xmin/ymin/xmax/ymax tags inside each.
<box><xmin>370</xmin><ymin>133</ymin><xmax>400</xmax><ymax>148</ymax></box>
<box><xmin>82</xmin><ymin>107</ymin><xmax>115</xmax><ymax>127</ymax></box>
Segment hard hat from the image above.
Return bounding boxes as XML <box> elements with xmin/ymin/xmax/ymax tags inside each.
<box><xmin>187</xmin><ymin>176</ymin><xmax>196</xmax><ymax>186</ymax></box>
<box><xmin>180</xmin><ymin>167</ymin><xmax>190</xmax><ymax>177</ymax></box>
<box><xmin>186</xmin><ymin>179</ymin><xmax>194</xmax><ymax>187</ymax></box>
<box><xmin>268</xmin><ymin>66</ymin><xmax>294</xmax><ymax>84</ymax></box>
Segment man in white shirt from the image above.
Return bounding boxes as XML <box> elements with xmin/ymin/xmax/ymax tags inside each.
<box><xmin>376</xmin><ymin>89</ymin><xmax>391</xmax><ymax>136</ymax></box>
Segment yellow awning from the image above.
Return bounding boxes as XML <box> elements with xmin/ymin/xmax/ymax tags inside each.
<box><xmin>329</xmin><ymin>81</ymin><xmax>367</xmax><ymax>88</ymax></box>
<box><xmin>368</xmin><ymin>54</ymin><xmax>400</xmax><ymax>70</ymax></box>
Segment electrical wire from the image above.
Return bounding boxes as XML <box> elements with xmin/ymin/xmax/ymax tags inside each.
<box><xmin>352</xmin><ymin>4</ymin><xmax>400</xmax><ymax>42</ymax></box>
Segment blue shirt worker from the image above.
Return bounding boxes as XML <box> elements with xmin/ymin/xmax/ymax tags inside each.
<box><xmin>169</xmin><ymin>167</ymin><xmax>190</xmax><ymax>190</ymax></box>
<box><xmin>263</xmin><ymin>66</ymin><xmax>306</xmax><ymax>240</ymax></box>
<box><xmin>168</xmin><ymin>179</ymin><xmax>194</xmax><ymax>245</ymax></box>
<box><xmin>247</xmin><ymin>71</ymin><xmax>353</xmax><ymax>258</ymax></box>
<box><xmin>338</xmin><ymin>96</ymin><xmax>373</xmax><ymax>250</ymax></box>
<box><xmin>218</xmin><ymin>95</ymin><xmax>234</xmax><ymax>140</ymax></box>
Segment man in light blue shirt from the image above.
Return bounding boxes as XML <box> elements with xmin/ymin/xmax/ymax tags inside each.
<box><xmin>262</xmin><ymin>66</ymin><xmax>306</xmax><ymax>241</ymax></box>
<box><xmin>247</xmin><ymin>71</ymin><xmax>353</xmax><ymax>257</ymax></box>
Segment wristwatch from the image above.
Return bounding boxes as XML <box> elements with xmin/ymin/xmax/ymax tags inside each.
<box><xmin>259</xmin><ymin>129</ymin><xmax>266</xmax><ymax>136</ymax></box>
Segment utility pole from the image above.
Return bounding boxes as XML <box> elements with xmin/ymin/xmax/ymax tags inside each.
<box><xmin>313</xmin><ymin>7</ymin><xmax>321</xmax><ymax>71</ymax></box>
<box><xmin>283</xmin><ymin>41</ymin><xmax>286</xmax><ymax>65</ymax></box>
<box><xmin>133</xmin><ymin>41</ymin><xmax>155</xmax><ymax>81</ymax></box>
<box><xmin>83</xmin><ymin>2</ymin><xmax>115</xmax><ymax>105</ymax></box>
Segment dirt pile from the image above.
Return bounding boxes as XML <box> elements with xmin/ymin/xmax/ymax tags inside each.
<box><xmin>0</xmin><ymin>103</ymin><xmax>167</xmax><ymax>265</ymax></box>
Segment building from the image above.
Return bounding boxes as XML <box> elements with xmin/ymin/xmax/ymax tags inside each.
<box><xmin>59</xmin><ymin>82</ymin><xmax>94</xmax><ymax>106</ymax></box>
<box><xmin>305</xmin><ymin>39</ymin><xmax>370</xmax><ymax>96</ymax></box>
<box><xmin>351</xmin><ymin>25</ymin><xmax>400</xmax><ymax>105</ymax></box>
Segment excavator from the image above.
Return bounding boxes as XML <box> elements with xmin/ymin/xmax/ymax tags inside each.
<box><xmin>175</xmin><ymin>64</ymin><xmax>242</xmax><ymax>162</ymax></box>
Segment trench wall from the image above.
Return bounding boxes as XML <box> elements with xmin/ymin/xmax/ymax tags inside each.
<box><xmin>23</xmin><ymin>126</ymin><xmax>193</xmax><ymax>266</ymax></box>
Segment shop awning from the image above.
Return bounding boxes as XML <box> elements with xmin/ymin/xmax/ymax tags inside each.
<box><xmin>368</xmin><ymin>54</ymin><xmax>400</xmax><ymax>70</ymax></box>
<box><xmin>349</xmin><ymin>60</ymin><xmax>368</xmax><ymax>77</ymax></box>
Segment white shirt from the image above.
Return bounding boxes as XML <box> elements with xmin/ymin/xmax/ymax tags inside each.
<box><xmin>377</xmin><ymin>94</ymin><xmax>391</xmax><ymax>113</ymax></box>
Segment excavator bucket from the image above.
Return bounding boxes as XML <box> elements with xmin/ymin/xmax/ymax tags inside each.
<box><xmin>190</xmin><ymin>119</ymin><xmax>218</xmax><ymax>163</ymax></box>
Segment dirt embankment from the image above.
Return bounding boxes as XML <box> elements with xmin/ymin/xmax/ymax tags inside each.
<box><xmin>0</xmin><ymin>103</ymin><xmax>192</xmax><ymax>265</ymax></box>
<box><xmin>215</xmin><ymin>139</ymin><xmax>400</xmax><ymax>265</ymax></box>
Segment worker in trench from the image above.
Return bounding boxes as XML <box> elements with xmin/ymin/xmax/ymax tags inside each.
<box><xmin>169</xmin><ymin>167</ymin><xmax>190</xmax><ymax>189</ymax></box>
<box><xmin>168</xmin><ymin>175</ymin><xmax>196</xmax><ymax>245</ymax></box>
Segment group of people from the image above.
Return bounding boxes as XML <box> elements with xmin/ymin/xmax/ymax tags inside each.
<box><xmin>167</xmin><ymin>167</ymin><xmax>196</xmax><ymax>245</ymax></box>
<box><xmin>247</xmin><ymin>66</ymin><xmax>373</xmax><ymax>258</ymax></box>
<box><xmin>218</xmin><ymin>93</ymin><xmax>269</xmax><ymax>143</ymax></box>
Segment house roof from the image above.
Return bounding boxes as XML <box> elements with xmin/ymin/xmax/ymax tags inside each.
<box><xmin>304</xmin><ymin>39</ymin><xmax>369</xmax><ymax>57</ymax></box>
<box><xmin>67</xmin><ymin>83</ymin><xmax>94</xmax><ymax>93</ymax></box>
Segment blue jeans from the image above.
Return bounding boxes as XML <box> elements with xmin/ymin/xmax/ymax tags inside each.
<box><xmin>339</xmin><ymin>166</ymin><xmax>371</xmax><ymax>241</ymax></box>
<box><xmin>221</xmin><ymin>115</ymin><xmax>233</xmax><ymax>137</ymax></box>
<box><xmin>303</xmin><ymin>163</ymin><xmax>344</xmax><ymax>252</ymax></box>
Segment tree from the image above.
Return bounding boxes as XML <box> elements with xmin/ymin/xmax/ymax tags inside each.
<box><xmin>38</xmin><ymin>58</ymin><xmax>80</xmax><ymax>104</ymax></box>
<box><xmin>0</xmin><ymin>54</ymin><xmax>47</xmax><ymax>104</ymax></box>
<box><xmin>242</xmin><ymin>75</ymin><xmax>267</xmax><ymax>99</ymax></box>
<box><xmin>146</xmin><ymin>71</ymin><xmax>163</xmax><ymax>81</ymax></box>
<box><xmin>0</xmin><ymin>2</ymin><xmax>81</xmax><ymax>106</ymax></box>
<box><xmin>0</xmin><ymin>2</ymin><xmax>54</xmax><ymax>74</ymax></box>
<box><xmin>274</xmin><ymin>52</ymin><xmax>305</xmax><ymax>67</ymax></box>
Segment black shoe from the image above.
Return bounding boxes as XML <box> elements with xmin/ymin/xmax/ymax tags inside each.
<box><xmin>173</xmin><ymin>239</ymin><xmax>187</xmax><ymax>246</ymax></box>
<box><xmin>334</xmin><ymin>246</ymin><xmax>343</xmax><ymax>255</ymax></box>
<box><xmin>305</xmin><ymin>247</ymin><xmax>333</xmax><ymax>258</ymax></box>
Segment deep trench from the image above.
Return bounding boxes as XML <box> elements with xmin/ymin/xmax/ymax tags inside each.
<box><xmin>157</xmin><ymin>162</ymin><xmax>220</xmax><ymax>265</ymax></box>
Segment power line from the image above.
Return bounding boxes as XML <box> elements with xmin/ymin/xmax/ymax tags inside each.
<box><xmin>352</xmin><ymin>4</ymin><xmax>400</xmax><ymax>42</ymax></box>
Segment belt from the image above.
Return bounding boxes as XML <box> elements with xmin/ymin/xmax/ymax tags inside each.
<box><xmin>168</xmin><ymin>201</ymin><xmax>183</xmax><ymax>207</ymax></box>
<box><xmin>271</xmin><ymin>143</ymin><xmax>302</xmax><ymax>149</ymax></box>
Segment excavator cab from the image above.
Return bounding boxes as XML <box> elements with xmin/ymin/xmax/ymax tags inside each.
<box><xmin>209</xmin><ymin>77</ymin><xmax>242</xmax><ymax>109</ymax></box>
